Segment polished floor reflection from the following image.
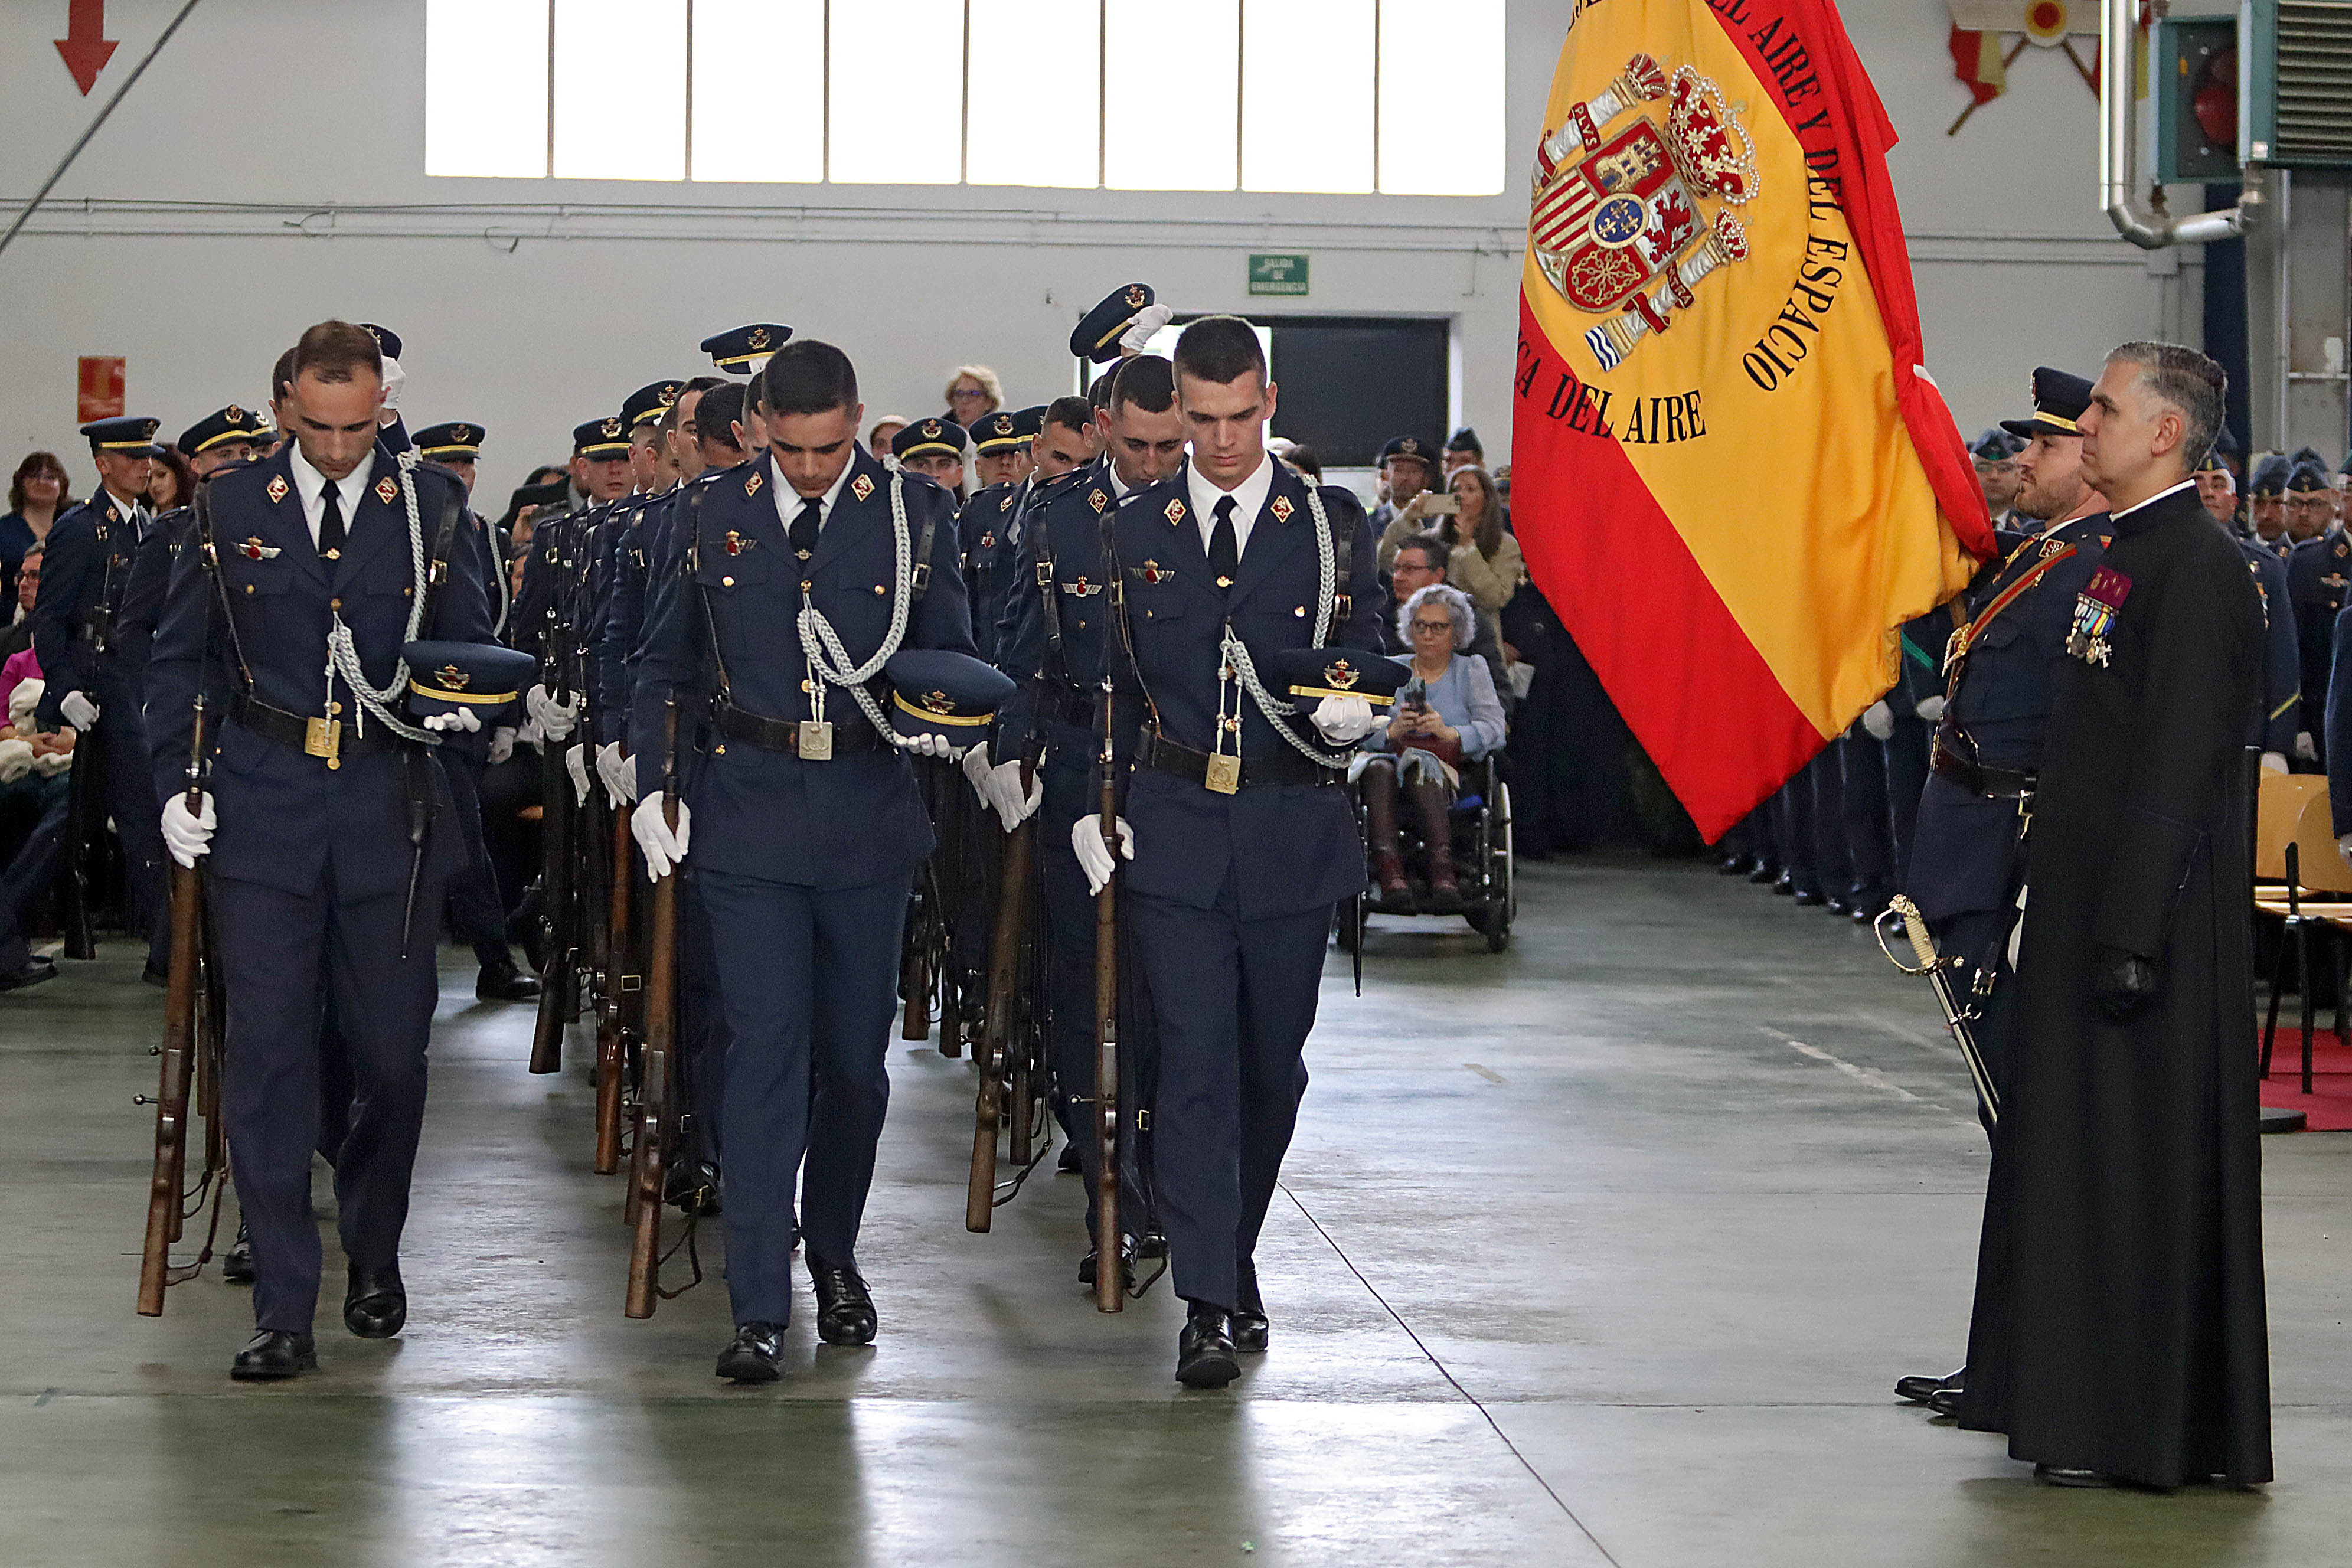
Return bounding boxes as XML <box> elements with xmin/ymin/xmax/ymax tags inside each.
<box><xmin>0</xmin><ymin>860</ymin><xmax>2344</xmax><ymax>1566</ymax></box>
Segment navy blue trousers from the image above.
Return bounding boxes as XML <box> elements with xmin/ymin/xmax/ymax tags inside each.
<box><xmin>1126</xmin><ymin>882</ymin><xmax>1329</xmax><ymax>1312</ymax></box>
<box><xmin>440</xmin><ymin>751</ymin><xmax>512</xmax><ymax>971</ymax></box>
<box><xmin>0</xmin><ymin>774</ymin><xmax>70</xmax><ymax>974</ymax></box>
<box><xmin>699</xmin><ymin>867</ymin><xmax>908</xmax><ymax>1327</ymax></box>
<box><xmin>678</xmin><ymin>868</ymin><xmax>727</xmax><ymax>1167</ymax></box>
<box><xmin>212</xmin><ymin>866</ymin><xmax>443</xmax><ymax>1332</ymax></box>
<box><xmin>1930</xmin><ymin>906</ymin><xmax>2016</xmax><ymax>1138</ymax></box>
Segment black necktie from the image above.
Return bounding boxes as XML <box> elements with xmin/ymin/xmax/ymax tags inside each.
<box><xmin>1209</xmin><ymin>496</ymin><xmax>1239</xmax><ymax>592</ymax></box>
<box><xmin>319</xmin><ymin>481</ymin><xmax>347</xmax><ymax>558</ymax></box>
<box><xmin>790</xmin><ymin>496</ymin><xmax>822</xmax><ymax>561</ymax></box>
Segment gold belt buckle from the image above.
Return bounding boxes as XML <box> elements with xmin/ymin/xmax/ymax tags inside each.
<box><xmin>1204</xmin><ymin>752</ymin><xmax>1241</xmax><ymax>795</ymax></box>
<box><xmin>304</xmin><ymin>716</ymin><xmax>342</xmax><ymax>769</ymax></box>
<box><xmin>798</xmin><ymin>720</ymin><xmax>834</xmax><ymax>761</ymax></box>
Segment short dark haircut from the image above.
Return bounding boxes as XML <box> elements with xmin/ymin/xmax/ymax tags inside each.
<box><xmin>1108</xmin><ymin>354</ymin><xmax>1176</xmax><ymax>416</ymax></box>
<box><xmin>684</xmin><ymin>375</ymin><xmax>727</xmax><ymax>397</ymax></box>
<box><xmin>1283</xmin><ymin>444</ymin><xmax>1322</xmax><ymax>481</ymax></box>
<box><xmin>757</xmin><ymin>339</ymin><xmax>858</xmax><ymax>417</ymax></box>
<box><xmin>289</xmin><ymin>320</ymin><xmax>383</xmax><ymax>387</ymax></box>
<box><xmin>2108</xmin><ymin>340</ymin><xmax>2229</xmax><ymax>472</ymax></box>
<box><xmin>1173</xmin><ymin>315</ymin><xmax>1266</xmax><ymax>388</ymax></box>
<box><xmin>697</xmin><ymin>382</ymin><xmax>747</xmax><ymax>452</ymax></box>
<box><xmin>1395</xmin><ymin>533</ymin><xmax>1451</xmax><ymax>574</ymax></box>
<box><xmin>9</xmin><ymin>450</ymin><xmax>70</xmax><ymax>514</ymax></box>
<box><xmin>1043</xmin><ymin>395</ymin><xmax>1096</xmax><ymax>438</ymax></box>
<box><xmin>270</xmin><ymin>347</ymin><xmax>299</xmax><ymax>403</ymax></box>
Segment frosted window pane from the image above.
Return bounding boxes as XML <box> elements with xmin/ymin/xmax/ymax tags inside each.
<box><xmin>1378</xmin><ymin>0</ymin><xmax>1504</xmax><ymax>195</ymax></box>
<box><xmin>1242</xmin><ymin>0</ymin><xmax>1372</xmax><ymax>194</ymax></box>
<box><xmin>1105</xmin><ymin>0</ymin><xmax>1238</xmax><ymax>190</ymax></box>
<box><xmin>968</xmin><ymin>0</ymin><xmax>1102</xmax><ymax>188</ymax></box>
<box><xmin>554</xmin><ymin>0</ymin><xmax>687</xmax><ymax>180</ymax></box>
<box><xmin>692</xmin><ymin>0</ymin><xmax>825</xmax><ymax>182</ymax></box>
<box><xmin>426</xmin><ymin>0</ymin><xmax>548</xmax><ymax>178</ymax></box>
<box><xmin>829</xmin><ymin>0</ymin><xmax>963</xmax><ymax>184</ymax></box>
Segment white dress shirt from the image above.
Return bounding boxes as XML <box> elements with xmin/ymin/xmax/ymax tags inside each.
<box><xmin>2109</xmin><ymin>476</ymin><xmax>2198</xmax><ymax>522</ymax></box>
<box><xmin>98</xmin><ymin>486</ymin><xmax>148</xmax><ymax>540</ymax></box>
<box><xmin>772</xmin><ymin>450</ymin><xmax>857</xmax><ymax>537</ymax></box>
<box><xmin>1185</xmin><ymin>452</ymin><xmax>1277</xmax><ymax>561</ymax></box>
<box><xmin>287</xmin><ymin>443</ymin><xmax>377</xmax><ymax>551</ymax></box>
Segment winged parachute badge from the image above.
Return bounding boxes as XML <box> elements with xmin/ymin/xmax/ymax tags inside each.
<box><xmin>237</xmin><ymin>536</ymin><xmax>282</xmax><ymax>560</ymax></box>
<box><xmin>1529</xmin><ymin>53</ymin><xmax>1760</xmax><ymax>373</ymax></box>
<box><xmin>722</xmin><ymin>530</ymin><xmax>754</xmax><ymax>556</ymax></box>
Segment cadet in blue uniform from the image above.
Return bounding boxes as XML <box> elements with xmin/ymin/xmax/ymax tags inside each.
<box><xmin>144</xmin><ymin>321</ymin><xmax>501</xmax><ymax>1380</ymax></box>
<box><xmin>957</xmin><ymin>404</ymin><xmax>1044</xmax><ymax>665</ymax></box>
<box><xmin>1894</xmin><ymin>366</ymin><xmax>2110</xmax><ymax>1413</ymax></box>
<box><xmin>2245</xmin><ymin>456</ymin><xmax>2292</xmax><ymax>558</ymax></box>
<box><xmin>1072</xmin><ymin>318</ymin><xmax>1381</xmax><ymax>1387</ymax></box>
<box><xmin>986</xmin><ymin>355</ymin><xmax>1189</xmax><ymax>1278</ymax></box>
<box><xmin>2284</xmin><ymin>462</ymin><xmax>2346</xmax><ymax>769</ymax></box>
<box><xmin>893</xmin><ymin>416</ymin><xmax>970</xmax><ymax>502</ymax></box>
<box><xmin>628</xmin><ymin>340</ymin><xmax>977</xmax><ymax>1383</ymax></box>
<box><xmin>29</xmin><ymin>416</ymin><xmax>175</xmax><ymax>980</ymax></box>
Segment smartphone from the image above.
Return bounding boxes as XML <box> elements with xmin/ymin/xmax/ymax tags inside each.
<box><xmin>1421</xmin><ymin>493</ymin><xmax>1459</xmax><ymax>515</ymax></box>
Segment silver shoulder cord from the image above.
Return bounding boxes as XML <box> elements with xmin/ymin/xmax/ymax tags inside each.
<box><xmin>324</xmin><ymin>448</ymin><xmax>437</xmax><ymax>746</ymax></box>
<box><xmin>1218</xmin><ymin>485</ymin><xmax>1351</xmax><ymax>769</ymax></box>
<box><xmin>796</xmin><ymin>471</ymin><xmax>916</xmax><ymax>749</ymax></box>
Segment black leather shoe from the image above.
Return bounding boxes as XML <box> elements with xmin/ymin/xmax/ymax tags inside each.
<box><xmin>1792</xmin><ymin>888</ymin><xmax>1827</xmax><ymax>907</ymax></box>
<box><xmin>221</xmin><ymin>1221</ymin><xmax>254</xmax><ymax>1284</ymax></box>
<box><xmin>344</xmin><ymin>1262</ymin><xmax>406</xmax><ymax>1338</ymax></box>
<box><xmin>1717</xmin><ymin>854</ymin><xmax>1756</xmax><ymax>877</ymax></box>
<box><xmin>1176</xmin><ymin>1302</ymin><xmax>1240</xmax><ymax>1389</ymax></box>
<box><xmin>1748</xmin><ymin>861</ymin><xmax>1782</xmax><ymax>886</ymax></box>
<box><xmin>230</xmin><ymin>1329</ymin><xmax>317</xmax><ymax>1381</ymax></box>
<box><xmin>716</xmin><ymin>1321</ymin><xmax>784</xmax><ymax>1383</ymax></box>
<box><xmin>2034</xmin><ymin>1465</ymin><xmax>2116</xmax><ymax>1489</ymax></box>
<box><xmin>1078</xmin><ymin>1233</ymin><xmax>1136</xmax><ymax>1290</ymax></box>
<box><xmin>0</xmin><ymin>956</ymin><xmax>57</xmax><ymax>992</ymax></box>
<box><xmin>1926</xmin><ymin>1385</ymin><xmax>1964</xmax><ymax>1418</ymax></box>
<box><xmin>1824</xmin><ymin>896</ymin><xmax>1850</xmax><ymax>917</ymax></box>
<box><xmin>1896</xmin><ymin>1366</ymin><xmax>1964</xmax><ymax>1404</ymax></box>
<box><xmin>1231</xmin><ymin>1266</ymin><xmax>1269</xmax><ymax>1353</ymax></box>
<box><xmin>808</xmin><ymin>1256</ymin><xmax>877</xmax><ymax>1346</ymax></box>
<box><xmin>1772</xmin><ymin>871</ymin><xmax>1797</xmax><ymax>896</ymax></box>
<box><xmin>475</xmin><ymin>962</ymin><xmax>541</xmax><ymax>1003</ymax></box>
<box><xmin>1056</xmin><ymin>1141</ymin><xmax>1082</xmax><ymax>1174</ymax></box>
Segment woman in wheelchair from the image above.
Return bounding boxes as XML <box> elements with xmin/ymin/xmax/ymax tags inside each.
<box><xmin>1351</xmin><ymin>583</ymin><xmax>1507</xmax><ymax>907</ymax></box>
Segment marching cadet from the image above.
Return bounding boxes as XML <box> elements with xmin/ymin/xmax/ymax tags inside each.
<box><xmin>2285</xmin><ymin>460</ymin><xmax>2347</xmax><ymax>769</ymax></box>
<box><xmin>518</xmin><ymin>417</ymin><xmax>632</xmax><ymax>754</ymax></box>
<box><xmin>143</xmin><ymin>321</ymin><xmax>506</xmax><ymax>1379</ymax></box>
<box><xmin>626</xmin><ymin>339</ymin><xmax>978</xmax><ymax>1383</ymax></box>
<box><xmin>971</xmin><ymin>404</ymin><xmax>1041</xmax><ymax>493</ymax></box>
<box><xmin>410</xmin><ymin>421</ymin><xmax>539</xmax><ymax>1001</ymax></box>
<box><xmin>1069</xmin><ymin>318</ymin><xmax>1384</xmax><ymax>1387</ymax></box>
<box><xmin>957</xmin><ymin>405</ymin><xmax>1044</xmax><ymax>666</ymax></box>
<box><xmin>2246</xmin><ymin>456</ymin><xmax>2292</xmax><ymax>555</ymax></box>
<box><xmin>892</xmin><ymin>417</ymin><xmax>969</xmax><ymax>500</ymax></box>
<box><xmin>1894</xmin><ymin>366</ymin><xmax>2109</xmax><ymax>1416</ymax></box>
<box><xmin>2197</xmin><ymin>452</ymin><xmax>2299</xmax><ymax>765</ymax></box>
<box><xmin>1031</xmin><ymin>395</ymin><xmax>1101</xmax><ymax>484</ymax></box>
<box><xmin>119</xmin><ymin>406</ymin><xmax>276</xmax><ymax>703</ymax></box>
<box><xmin>30</xmin><ymin>416</ymin><xmax>175</xmax><ymax>982</ymax></box>
<box><xmin>986</xmin><ymin>354</ymin><xmax>1189</xmax><ymax>1279</ymax></box>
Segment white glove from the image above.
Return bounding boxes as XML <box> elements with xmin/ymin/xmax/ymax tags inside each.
<box><xmin>378</xmin><ymin>355</ymin><xmax>406</xmax><ymax>411</ymax></box>
<box><xmin>597</xmin><ymin>740</ymin><xmax>638</xmax><ymax>806</ymax></box>
<box><xmin>632</xmin><ymin>794</ymin><xmax>691</xmax><ymax>878</ymax></box>
<box><xmin>422</xmin><ymin>707</ymin><xmax>482</xmax><ymax>735</ymax></box>
<box><xmin>488</xmin><ymin>726</ymin><xmax>517</xmax><ymax>765</ymax></box>
<box><xmin>162</xmin><ymin>792</ymin><xmax>215</xmax><ymax>868</ymax></box>
<box><xmin>2296</xmin><ymin>731</ymin><xmax>2318</xmax><ymax>762</ymax></box>
<box><xmin>1860</xmin><ymin>700</ymin><xmax>1894</xmax><ymax>742</ymax></box>
<box><xmin>904</xmin><ymin>731</ymin><xmax>962</xmax><ymax>761</ymax></box>
<box><xmin>1118</xmin><ymin>303</ymin><xmax>1175</xmax><ymax>356</ymax></box>
<box><xmin>2262</xmin><ymin>751</ymin><xmax>2291</xmax><ymax>775</ymax></box>
<box><xmin>564</xmin><ymin>743</ymin><xmax>590</xmax><ymax>806</ymax></box>
<box><xmin>30</xmin><ymin>747</ymin><xmax>71</xmax><ymax>779</ymax></box>
<box><xmin>1072</xmin><ymin>814</ymin><xmax>1135</xmax><ymax>896</ymax></box>
<box><xmin>964</xmin><ymin>746</ymin><xmax>1042</xmax><ymax>827</ymax></box>
<box><xmin>59</xmin><ymin>690</ymin><xmax>99</xmax><ymax>731</ymax></box>
<box><xmin>527</xmin><ymin>683</ymin><xmax>579</xmax><ymax>740</ymax></box>
<box><xmin>1311</xmin><ymin>695</ymin><xmax>1375</xmax><ymax>745</ymax></box>
<box><xmin>0</xmin><ymin>739</ymin><xmax>31</xmax><ymax>783</ymax></box>
<box><xmin>515</xmin><ymin>717</ymin><xmax>545</xmax><ymax>747</ymax></box>
<box><xmin>1915</xmin><ymin>695</ymin><xmax>1947</xmax><ymax>724</ymax></box>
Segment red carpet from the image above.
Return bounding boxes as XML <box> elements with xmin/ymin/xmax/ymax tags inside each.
<box><xmin>2258</xmin><ymin>1028</ymin><xmax>2352</xmax><ymax>1130</ymax></box>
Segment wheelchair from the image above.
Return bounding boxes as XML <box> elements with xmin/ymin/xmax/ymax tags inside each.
<box><xmin>1340</xmin><ymin>752</ymin><xmax>1516</xmax><ymax>953</ymax></box>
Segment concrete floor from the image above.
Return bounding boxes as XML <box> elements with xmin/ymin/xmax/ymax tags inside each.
<box><xmin>1</xmin><ymin>860</ymin><xmax>2347</xmax><ymax>1566</ymax></box>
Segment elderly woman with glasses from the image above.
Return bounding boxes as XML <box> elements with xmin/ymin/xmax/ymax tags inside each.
<box><xmin>1352</xmin><ymin>582</ymin><xmax>1506</xmax><ymax>907</ymax></box>
<box><xmin>942</xmin><ymin>365</ymin><xmax>1005</xmax><ymax>429</ymax></box>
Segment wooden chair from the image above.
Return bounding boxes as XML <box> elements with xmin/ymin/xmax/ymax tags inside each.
<box><xmin>2258</xmin><ymin>790</ymin><xmax>2352</xmax><ymax>1092</ymax></box>
<box><xmin>2255</xmin><ymin>772</ymin><xmax>2328</xmax><ymax>883</ymax></box>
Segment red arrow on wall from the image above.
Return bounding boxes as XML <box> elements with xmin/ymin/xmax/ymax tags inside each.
<box><xmin>55</xmin><ymin>0</ymin><xmax>120</xmax><ymax>96</ymax></box>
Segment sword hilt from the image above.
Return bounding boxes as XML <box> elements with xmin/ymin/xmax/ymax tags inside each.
<box><xmin>1873</xmin><ymin>894</ymin><xmax>1946</xmax><ymax>977</ymax></box>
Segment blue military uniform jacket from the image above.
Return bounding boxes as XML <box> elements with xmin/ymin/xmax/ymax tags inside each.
<box><xmin>995</xmin><ymin>458</ymin><xmax>1131</xmax><ymax>754</ymax></box>
<box><xmin>956</xmin><ymin>480</ymin><xmax>1027</xmax><ymax>667</ymax></box>
<box><xmin>582</xmin><ymin>491</ymin><xmax>651</xmax><ymax>746</ymax></box>
<box><xmin>28</xmin><ymin>489</ymin><xmax>150</xmax><ymax>728</ymax></box>
<box><xmin>143</xmin><ymin>445</ymin><xmax>496</xmax><ymax>902</ymax></box>
<box><xmin>2288</xmin><ymin>527</ymin><xmax>2350</xmax><ymax>754</ymax></box>
<box><xmin>1904</xmin><ymin>515</ymin><xmax>2110</xmax><ymax>925</ymax></box>
<box><xmin>628</xmin><ymin>446</ymin><xmax>974</xmax><ymax>890</ymax></box>
<box><xmin>1105</xmin><ymin>459</ymin><xmax>1379</xmax><ymax>919</ymax></box>
<box><xmin>2239</xmin><ymin>537</ymin><xmax>2298</xmax><ymax>754</ymax></box>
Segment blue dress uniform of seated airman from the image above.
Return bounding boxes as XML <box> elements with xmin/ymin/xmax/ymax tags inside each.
<box><xmin>30</xmin><ymin>416</ymin><xmax>175</xmax><ymax>976</ymax></box>
<box><xmin>2285</xmin><ymin>462</ymin><xmax>2348</xmax><ymax>768</ymax></box>
<box><xmin>143</xmin><ymin>431</ymin><xmax>496</xmax><ymax>1346</ymax></box>
<box><xmin>1100</xmin><ymin>452</ymin><xmax>1380</xmax><ymax>1331</ymax></box>
<box><xmin>629</xmin><ymin>435</ymin><xmax>974</xmax><ymax>1338</ymax></box>
<box><xmin>1903</xmin><ymin>370</ymin><xmax>2108</xmax><ymax>1125</ymax></box>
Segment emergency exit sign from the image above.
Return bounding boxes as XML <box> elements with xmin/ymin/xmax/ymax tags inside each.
<box><xmin>1248</xmin><ymin>253</ymin><xmax>1309</xmax><ymax>296</ymax></box>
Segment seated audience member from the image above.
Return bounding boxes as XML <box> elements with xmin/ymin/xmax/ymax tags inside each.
<box><xmin>3</xmin><ymin>544</ymin><xmax>39</xmax><ymax>662</ymax></box>
<box><xmin>0</xmin><ymin>670</ymin><xmax>76</xmax><ymax>992</ymax></box>
<box><xmin>1354</xmin><ymin>583</ymin><xmax>1507</xmax><ymax>907</ymax></box>
<box><xmin>2</xmin><ymin>452</ymin><xmax>70</xmax><ymax>600</ymax></box>
<box><xmin>1383</xmin><ymin>533</ymin><xmax>1508</xmax><ymax>697</ymax></box>
<box><xmin>1445</xmin><ymin>466</ymin><xmax>1524</xmax><ymax>659</ymax></box>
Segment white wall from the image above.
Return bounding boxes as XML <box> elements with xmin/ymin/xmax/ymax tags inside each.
<box><xmin>0</xmin><ymin>0</ymin><xmax>2209</xmax><ymax>504</ymax></box>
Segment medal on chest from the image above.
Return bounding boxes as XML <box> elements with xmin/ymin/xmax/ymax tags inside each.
<box><xmin>2066</xmin><ymin>566</ymin><xmax>2132</xmax><ymax>668</ymax></box>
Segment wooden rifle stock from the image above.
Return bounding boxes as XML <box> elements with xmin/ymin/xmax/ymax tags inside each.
<box><xmin>626</xmin><ymin>701</ymin><xmax>682</xmax><ymax>1318</ymax></box>
<box><xmin>138</xmin><ymin>697</ymin><xmax>210</xmax><ymax>1316</ymax></box>
<box><xmin>1093</xmin><ymin>680</ymin><xmax>1121</xmax><ymax>1313</ymax></box>
<box><xmin>594</xmin><ymin>805</ymin><xmax>634</xmax><ymax>1175</ymax></box>
<box><xmin>966</xmin><ymin>753</ymin><xmax>1038</xmax><ymax>1232</ymax></box>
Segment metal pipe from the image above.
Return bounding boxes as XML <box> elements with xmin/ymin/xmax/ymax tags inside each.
<box><xmin>2101</xmin><ymin>0</ymin><xmax>2250</xmax><ymax>249</ymax></box>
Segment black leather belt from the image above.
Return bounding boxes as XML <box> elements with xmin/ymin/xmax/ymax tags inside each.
<box><xmin>711</xmin><ymin>696</ymin><xmax>884</xmax><ymax>757</ymax></box>
<box><xmin>232</xmin><ymin>696</ymin><xmax>400</xmax><ymax>768</ymax></box>
<box><xmin>1139</xmin><ymin>730</ymin><xmax>1338</xmax><ymax>790</ymax></box>
<box><xmin>1932</xmin><ymin>736</ymin><xmax>2035</xmax><ymax>800</ymax></box>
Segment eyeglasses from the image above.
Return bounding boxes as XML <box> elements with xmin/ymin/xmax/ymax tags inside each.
<box><xmin>1409</xmin><ymin>619</ymin><xmax>1452</xmax><ymax>633</ymax></box>
<box><xmin>949</xmin><ymin>388</ymin><xmax>990</xmax><ymax>402</ymax></box>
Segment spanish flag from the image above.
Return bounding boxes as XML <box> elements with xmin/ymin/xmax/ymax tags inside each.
<box><xmin>1514</xmin><ymin>0</ymin><xmax>1994</xmax><ymax>842</ymax></box>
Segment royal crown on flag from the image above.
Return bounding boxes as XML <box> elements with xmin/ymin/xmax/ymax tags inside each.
<box><xmin>1531</xmin><ymin>54</ymin><xmax>1759</xmax><ymax>372</ymax></box>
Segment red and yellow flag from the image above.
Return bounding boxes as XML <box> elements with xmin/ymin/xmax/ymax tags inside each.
<box><xmin>1513</xmin><ymin>0</ymin><xmax>1994</xmax><ymax>842</ymax></box>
